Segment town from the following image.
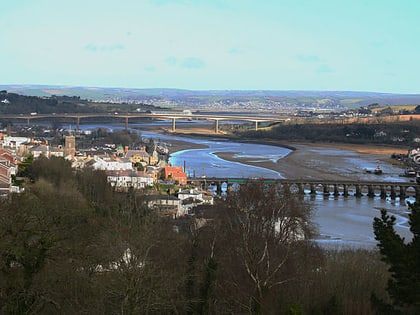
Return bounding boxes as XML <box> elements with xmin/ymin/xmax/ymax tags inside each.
<box><xmin>0</xmin><ymin>125</ymin><xmax>215</xmax><ymax>218</ymax></box>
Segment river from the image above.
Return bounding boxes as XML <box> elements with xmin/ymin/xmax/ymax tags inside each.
<box><xmin>79</xmin><ymin>123</ymin><xmax>415</xmax><ymax>249</ymax></box>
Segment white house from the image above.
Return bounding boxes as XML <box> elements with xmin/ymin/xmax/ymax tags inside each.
<box><xmin>106</xmin><ymin>170</ymin><xmax>154</xmax><ymax>190</ymax></box>
<box><xmin>144</xmin><ymin>195</ymin><xmax>181</xmax><ymax>218</ymax></box>
<box><xmin>177</xmin><ymin>188</ymin><xmax>214</xmax><ymax>215</ymax></box>
<box><xmin>2</xmin><ymin>136</ymin><xmax>31</xmax><ymax>149</ymax></box>
<box><xmin>177</xmin><ymin>188</ymin><xmax>214</xmax><ymax>205</ymax></box>
<box><xmin>91</xmin><ymin>155</ymin><xmax>133</xmax><ymax>171</ymax></box>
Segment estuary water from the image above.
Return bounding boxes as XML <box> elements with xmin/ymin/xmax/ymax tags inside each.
<box><xmin>140</xmin><ymin>130</ymin><xmax>414</xmax><ymax>249</ymax></box>
<box><xmin>79</xmin><ymin>124</ymin><xmax>415</xmax><ymax>248</ymax></box>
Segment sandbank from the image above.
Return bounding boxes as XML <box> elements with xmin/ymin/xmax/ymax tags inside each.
<box><xmin>159</xmin><ymin>126</ymin><xmax>409</xmax><ymax>180</ymax></box>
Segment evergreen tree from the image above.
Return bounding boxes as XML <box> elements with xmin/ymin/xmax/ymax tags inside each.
<box><xmin>373</xmin><ymin>201</ymin><xmax>420</xmax><ymax>314</ymax></box>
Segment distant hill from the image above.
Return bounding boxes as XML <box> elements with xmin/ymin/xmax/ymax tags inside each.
<box><xmin>1</xmin><ymin>85</ymin><xmax>420</xmax><ymax>112</ymax></box>
<box><xmin>0</xmin><ymin>89</ymin><xmax>160</xmax><ymax>115</ymax></box>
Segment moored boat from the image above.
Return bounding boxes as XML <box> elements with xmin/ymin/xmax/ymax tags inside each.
<box><xmin>365</xmin><ymin>166</ymin><xmax>383</xmax><ymax>175</ymax></box>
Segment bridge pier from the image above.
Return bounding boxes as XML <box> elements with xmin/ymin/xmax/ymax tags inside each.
<box><xmin>390</xmin><ymin>186</ymin><xmax>396</xmax><ymax>200</ymax></box>
<box><xmin>172</xmin><ymin>118</ymin><xmax>176</xmax><ymax>132</ymax></box>
<box><xmin>343</xmin><ymin>184</ymin><xmax>349</xmax><ymax>197</ymax></box>
<box><xmin>215</xmin><ymin>119</ymin><xmax>219</xmax><ymax>133</ymax></box>
<box><xmin>309</xmin><ymin>184</ymin><xmax>316</xmax><ymax>195</ymax></box>
<box><xmin>333</xmin><ymin>184</ymin><xmax>339</xmax><ymax>196</ymax></box>
<box><xmin>125</xmin><ymin>117</ymin><xmax>129</xmax><ymax>131</ymax></box>
<box><xmin>297</xmin><ymin>183</ymin><xmax>305</xmax><ymax>195</ymax></box>
<box><xmin>355</xmin><ymin>185</ymin><xmax>362</xmax><ymax>197</ymax></box>
<box><xmin>380</xmin><ymin>186</ymin><xmax>387</xmax><ymax>199</ymax></box>
<box><xmin>367</xmin><ymin>185</ymin><xmax>375</xmax><ymax>198</ymax></box>
<box><xmin>255</xmin><ymin>121</ymin><xmax>258</xmax><ymax>131</ymax></box>
<box><xmin>77</xmin><ymin>117</ymin><xmax>80</xmax><ymax>130</ymax></box>
<box><xmin>323</xmin><ymin>185</ymin><xmax>329</xmax><ymax>195</ymax></box>
<box><xmin>399</xmin><ymin>186</ymin><xmax>406</xmax><ymax>200</ymax></box>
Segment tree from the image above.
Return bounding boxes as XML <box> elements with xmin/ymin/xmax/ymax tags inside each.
<box><xmin>0</xmin><ymin>179</ymin><xmax>100</xmax><ymax>314</ymax></box>
<box><xmin>376</xmin><ymin>106</ymin><xmax>394</xmax><ymax>116</ymax></box>
<box><xmin>214</xmin><ymin>182</ymin><xmax>317</xmax><ymax>314</ymax></box>
<box><xmin>27</xmin><ymin>156</ymin><xmax>73</xmax><ymax>185</ymax></box>
<box><xmin>17</xmin><ymin>154</ymin><xmax>34</xmax><ymax>178</ymax></box>
<box><xmin>373</xmin><ymin>202</ymin><xmax>420</xmax><ymax>314</ymax></box>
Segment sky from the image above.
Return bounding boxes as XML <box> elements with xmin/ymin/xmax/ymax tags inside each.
<box><xmin>1</xmin><ymin>0</ymin><xmax>420</xmax><ymax>93</ymax></box>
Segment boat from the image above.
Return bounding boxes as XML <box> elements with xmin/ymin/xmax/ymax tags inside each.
<box><xmin>365</xmin><ymin>166</ymin><xmax>383</xmax><ymax>175</ymax></box>
<box><xmin>373</xmin><ymin>166</ymin><xmax>383</xmax><ymax>175</ymax></box>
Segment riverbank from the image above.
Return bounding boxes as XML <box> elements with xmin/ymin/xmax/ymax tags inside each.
<box><xmin>214</xmin><ymin>143</ymin><xmax>406</xmax><ymax>180</ymax></box>
<box><xmin>165</xmin><ymin>127</ymin><xmax>408</xmax><ymax>180</ymax></box>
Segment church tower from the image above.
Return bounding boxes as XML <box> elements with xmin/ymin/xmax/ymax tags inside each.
<box><xmin>64</xmin><ymin>135</ymin><xmax>76</xmax><ymax>158</ymax></box>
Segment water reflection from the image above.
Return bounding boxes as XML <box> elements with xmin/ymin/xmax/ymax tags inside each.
<box><xmin>308</xmin><ymin>194</ymin><xmax>413</xmax><ymax>249</ymax></box>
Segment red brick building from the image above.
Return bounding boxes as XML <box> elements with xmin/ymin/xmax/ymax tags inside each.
<box><xmin>163</xmin><ymin>166</ymin><xmax>187</xmax><ymax>185</ymax></box>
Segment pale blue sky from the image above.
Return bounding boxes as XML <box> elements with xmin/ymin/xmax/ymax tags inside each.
<box><xmin>1</xmin><ymin>0</ymin><xmax>420</xmax><ymax>93</ymax></box>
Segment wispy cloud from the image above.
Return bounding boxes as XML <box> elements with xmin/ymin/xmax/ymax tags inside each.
<box><xmin>84</xmin><ymin>43</ymin><xmax>125</xmax><ymax>52</ymax></box>
<box><xmin>316</xmin><ymin>64</ymin><xmax>333</xmax><ymax>74</ymax></box>
<box><xmin>296</xmin><ymin>54</ymin><xmax>320</xmax><ymax>63</ymax></box>
<box><xmin>165</xmin><ymin>56</ymin><xmax>205</xmax><ymax>69</ymax></box>
<box><xmin>181</xmin><ymin>57</ymin><xmax>205</xmax><ymax>69</ymax></box>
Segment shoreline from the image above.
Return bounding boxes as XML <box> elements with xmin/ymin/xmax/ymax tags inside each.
<box><xmin>163</xmin><ymin>128</ymin><xmax>408</xmax><ymax>180</ymax></box>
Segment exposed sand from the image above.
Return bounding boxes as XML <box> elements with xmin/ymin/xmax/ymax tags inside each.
<box><xmin>214</xmin><ymin>143</ymin><xmax>406</xmax><ymax>180</ymax></box>
<box><xmin>165</xmin><ymin>126</ymin><xmax>409</xmax><ymax>180</ymax></box>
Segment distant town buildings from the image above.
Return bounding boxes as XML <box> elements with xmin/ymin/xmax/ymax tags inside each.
<box><xmin>0</xmin><ymin>128</ymin><xmax>210</xmax><ymax>218</ymax></box>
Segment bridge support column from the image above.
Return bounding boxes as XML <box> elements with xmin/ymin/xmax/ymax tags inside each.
<box><xmin>27</xmin><ymin>118</ymin><xmax>30</xmax><ymax>125</ymax></box>
<box><xmin>297</xmin><ymin>183</ymin><xmax>304</xmax><ymax>195</ymax></box>
<box><xmin>333</xmin><ymin>184</ymin><xmax>339</xmax><ymax>196</ymax></box>
<box><xmin>367</xmin><ymin>185</ymin><xmax>375</xmax><ymax>198</ymax></box>
<box><xmin>390</xmin><ymin>186</ymin><xmax>396</xmax><ymax>200</ymax></box>
<box><xmin>125</xmin><ymin>117</ymin><xmax>129</xmax><ymax>131</ymax></box>
<box><xmin>77</xmin><ymin>117</ymin><xmax>80</xmax><ymax>131</ymax></box>
<box><xmin>323</xmin><ymin>185</ymin><xmax>329</xmax><ymax>195</ymax></box>
<box><xmin>399</xmin><ymin>186</ymin><xmax>406</xmax><ymax>200</ymax></box>
<box><xmin>310</xmin><ymin>184</ymin><xmax>316</xmax><ymax>195</ymax></box>
<box><xmin>215</xmin><ymin>119</ymin><xmax>219</xmax><ymax>133</ymax></box>
<box><xmin>355</xmin><ymin>185</ymin><xmax>362</xmax><ymax>198</ymax></box>
<box><xmin>343</xmin><ymin>184</ymin><xmax>349</xmax><ymax>197</ymax></box>
<box><xmin>216</xmin><ymin>181</ymin><xmax>222</xmax><ymax>195</ymax></box>
<box><xmin>380</xmin><ymin>186</ymin><xmax>387</xmax><ymax>199</ymax></box>
<box><xmin>255</xmin><ymin>121</ymin><xmax>258</xmax><ymax>131</ymax></box>
<box><xmin>172</xmin><ymin>118</ymin><xmax>176</xmax><ymax>132</ymax></box>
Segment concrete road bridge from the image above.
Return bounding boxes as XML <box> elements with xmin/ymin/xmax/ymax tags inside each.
<box><xmin>0</xmin><ymin>112</ymin><xmax>288</xmax><ymax>133</ymax></box>
<box><xmin>187</xmin><ymin>178</ymin><xmax>420</xmax><ymax>200</ymax></box>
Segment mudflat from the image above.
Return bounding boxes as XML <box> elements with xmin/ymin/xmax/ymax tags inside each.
<box><xmin>162</xmin><ymin>126</ymin><xmax>408</xmax><ymax>180</ymax></box>
<box><xmin>214</xmin><ymin>142</ymin><xmax>407</xmax><ymax>180</ymax></box>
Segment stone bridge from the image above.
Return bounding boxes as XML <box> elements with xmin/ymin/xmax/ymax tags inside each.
<box><xmin>187</xmin><ymin>178</ymin><xmax>420</xmax><ymax>200</ymax></box>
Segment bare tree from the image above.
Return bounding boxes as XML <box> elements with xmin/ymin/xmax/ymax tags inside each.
<box><xmin>213</xmin><ymin>182</ymin><xmax>316</xmax><ymax>314</ymax></box>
